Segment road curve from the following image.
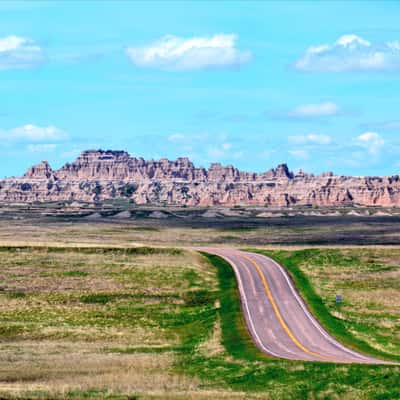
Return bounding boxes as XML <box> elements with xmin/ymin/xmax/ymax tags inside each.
<box><xmin>201</xmin><ymin>248</ymin><xmax>390</xmax><ymax>364</ymax></box>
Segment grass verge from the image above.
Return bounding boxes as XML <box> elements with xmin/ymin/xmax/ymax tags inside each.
<box><xmin>249</xmin><ymin>248</ymin><xmax>400</xmax><ymax>363</ymax></box>
<box><xmin>199</xmin><ymin>253</ymin><xmax>266</xmax><ymax>361</ymax></box>
<box><xmin>185</xmin><ymin>252</ymin><xmax>400</xmax><ymax>399</ymax></box>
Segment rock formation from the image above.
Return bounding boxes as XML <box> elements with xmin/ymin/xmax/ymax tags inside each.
<box><xmin>1</xmin><ymin>149</ymin><xmax>400</xmax><ymax>207</ymax></box>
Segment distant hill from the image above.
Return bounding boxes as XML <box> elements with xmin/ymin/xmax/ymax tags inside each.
<box><xmin>1</xmin><ymin>149</ymin><xmax>399</xmax><ymax>206</ymax></box>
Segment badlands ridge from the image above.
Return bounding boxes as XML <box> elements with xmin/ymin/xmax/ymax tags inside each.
<box><xmin>1</xmin><ymin>150</ymin><xmax>399</xmax><ymax>207</ymax></box>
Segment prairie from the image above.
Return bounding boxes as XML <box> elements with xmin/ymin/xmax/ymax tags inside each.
<box><xmin>0</xmin><ymin>236</ymin><xmax>399</xmax><ymax>399</ymax></box>
<box><xmin>0</xmin><ymin>209</ymin><xmax>399</xmax><ymax>399</ymax></box>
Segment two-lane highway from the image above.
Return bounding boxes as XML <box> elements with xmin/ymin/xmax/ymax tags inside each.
<box><xmin>202</xmin><ymin>248</ymin><xmax>389</xmax><ymax>363</ymax></box>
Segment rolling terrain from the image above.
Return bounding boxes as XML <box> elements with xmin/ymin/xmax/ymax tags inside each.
<box><xmin>0</xmin><ymin>216</ymin><xmax>398</xmax><ymax>399</ymax></box>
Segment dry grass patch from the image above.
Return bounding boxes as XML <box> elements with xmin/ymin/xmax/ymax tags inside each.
<box><xmin>197</xmin><ymin>315</ymin><xmax>224</xmax><ymax>357</ymax></box>
<box><xmin>0</xmin><ymin>246</ymin><xmax>218</xmax><ymax>398</ymax></box>
<box><xmin>0</xmin><ymin>343</ymin><xmax>198</xmax><ymax>395</ymax></box>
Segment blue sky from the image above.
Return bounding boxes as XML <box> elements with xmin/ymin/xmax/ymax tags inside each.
<box><xmin>1</xmin><ymin>1</ymin><xmax>400</xmax><ymax>177</ymax></box>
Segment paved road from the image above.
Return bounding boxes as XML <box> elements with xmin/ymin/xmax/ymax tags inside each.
<box><xmin>201</xmin><ymin>248</ymin><xmax>389</xmax><ymax>363</ymax></box>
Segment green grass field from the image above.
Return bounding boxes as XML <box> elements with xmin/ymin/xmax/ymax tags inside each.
<box><xmin>254</xmin><ymin>248</ymin><xmax>400</xmax><ymax>362</ymax></box>
<box><xmin>0</xmin><ymin>245</ymin><xmax>399</xmax><ymax>399</ymax></box>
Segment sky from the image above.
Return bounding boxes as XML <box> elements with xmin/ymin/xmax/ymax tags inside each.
<box><xmin>1</xmin><ymin>0</ymin><xmax>400</xmax><ymax>177</ymax></box>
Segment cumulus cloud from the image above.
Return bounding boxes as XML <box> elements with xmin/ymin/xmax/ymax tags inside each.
<box><xmin>0</xmin><ymin>35</ymin><xmax>44</xmax><ymax>70</ymax></box>
<box><xmin>295</xmin><ymin>34</ymin><xmax>400</xmax><ymax>72</ymax></box>
<box><xmin>207</xmin><ymin>142</ymin><xmax>233</xmax><ymax>159</ymax></box>
<box><xmin>289</xmin><ymin>102</ymin><xmax>340</xmax><ymax>118</ymax></box>
<box><xmin>289</xmin><ymin>149</ymin><xmax>309</xmax><ymax>160</ymax></box>
<box><xmin>360</xmin><ymin>120</ymin><xmax>400</xmax><ymax>132</ymax></box>
<box><xmin>26</xmin><ymin>143</ymin><xmax>57</xmax><ymax>153</ymax></box>
<box><xmin>224</xmin><ymin>114</ymin><xmax>248</xmax><ymax>123</ymax></box>
<box><xmin>287</xmin><ymin>133</ymin><xmax>331</xmax><ymax>164</ymax></box>
<box><xmin>168</xmin><ymin>133</ymin><xmax>185</xmax><ymax>142</ymax></box>
<box><xmin>288</xmin><ymin>133</ymin><xmax>332</xmax><ymax>145</ymax></box>
<box><xmin>165</xmin><ymin>131</ymin><xmax>244</xmax><ymax>163</ymax></box>
<box><xmin>356</xmin><ymin>132</ymin><xmax>384</xmax><ymax>155</ymax></box>
<box><xmin>1</xmin><ymin>124</ymin><xmax>68</xmax><ymax>141</ymax></box>
<box><xmin>207</xmin><ymin>146</ymin><xmax>225</xmax><ymax>159</ymax></box>
<box><xmin>267</xmin><ymin>101</ymin><xmax>342</xmax><ymax>121</ymax></box>
<box><xmin>286</xmin><ymin>132</ymin><xmax>386</xmax><ymax>169</ymax></box>
<box><xmin>126</xmin><ymin>34</ymin><xmax>252</xmax><ymax>71</ymax></box>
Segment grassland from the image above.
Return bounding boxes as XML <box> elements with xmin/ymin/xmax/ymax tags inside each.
<box><xmin>0</xmin><ymin>246</ymin><xmax>215</xmax><ymax>399</ymax></box>
<box><xmin>0</xmin><ymin>242</ymin><xmax>399</xmax><ymax>399</ymax></box>
<box><xmin>255</xmin><ymin>248</ymin><xmax>400</xmax><ymax>362</ymax></box>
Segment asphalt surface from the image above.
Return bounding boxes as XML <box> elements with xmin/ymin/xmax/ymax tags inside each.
<box><xmin>202</xmin><ymin>248</ymin><xmax>390</xmax><ymax>363</ymax></box>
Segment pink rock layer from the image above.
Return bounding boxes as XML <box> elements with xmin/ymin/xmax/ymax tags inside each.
<box><xmin>1</xmin><ymin>150</ymin><xmax>399</xmax><ymax>206</ymax></box>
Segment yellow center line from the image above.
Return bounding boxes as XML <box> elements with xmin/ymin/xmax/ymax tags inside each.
<box><xmin>241</xmin><ymin>253</ymin><xmax>339</xmax><ymax>362</ymax></box>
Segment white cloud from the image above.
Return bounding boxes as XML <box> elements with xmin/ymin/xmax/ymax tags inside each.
<box><xmin>260</xmin><ymin>149</ymin><xmax>277</xmax><ymax>159</ymax></box>
<box><xmin>287</xmin><ymin>133</ymin><xmax>332</xmax><ymax>164</ymax></box>
<box><xmin>336</xmin><ymin>34</ymin><xmax>371</xmax><ymax>48</ymax></box>
<box><xmin>60</xmin><ymin>147</ymin><xmax>83</xmax><ymax>160</ymax></box>
<box><xmin>232</xmin><ymin>151</ymin><xmax>243</xmax><ymax>159</ymax></box>
<box><xmin>207</xmin><ymin>146</ymin><xmax>225</xmax><ymax>159</ymax></box>
<box><xmin>295</xmin><ymin>34</ymin><xmax>400</xmax><ymax>72</ymax></box>
<box><xmin>288</xmin><ymin>133</ymin><xmax>332</xmax><ymax>145</ymax></box>
<box><xmin>289</xmin><ymin>102</ymin><xmax>340</xmax><ymax>118</ymax></box>
<box><xmin>289</xmin><ymin>149</ymin><xmax>309</xmax><ymax>159</ymax></box>
<box><xmin>360</xmin><ymin>120</ymin><xmax>400</xmax><ymax>132</ymax></box>
<box><xmin>126</xmin><ymin>34</ymin><xmax>252</xmax><ymax>71</ymax></box>
<box><xmin>164</xmin><ymin>131</ymin><xmax>243</xmax><ymax>164</ymax></box>
<box><xmin>1</xmin><ymin>124</ymin><xmax>68</xmax><ymax>141</ymax></box>
<box><xmin>168</xmin><ymin>133</ymin><xmax>185</xmax><ymax>142</ymax></box>
<box><xmin>267</xmin><ymin>101</ymin><xmax>342</xmax><ymax>121</ymax></box>
<box><xmin>26</xmin><ymin>143</ymin><xmax>57</xmax><ymax>153</ymax></box>
<box><xmin>356</xmin><ymin>132</ymin><xmax>384</xmax><ymax>155</ymax></box>
<box><xmin>207</xmin><ymin>142</ymin><xmax>236</xmax><ymax>160</ymax></box>
<box><xmin>0</xmin><ymin>35</ymin><xmax>44</xmax><ymax>70</ymax></box>
<box><xmin>388</xmin><ymin>40</ymin><xmax>400</xmax><ymax>51</ymax></box>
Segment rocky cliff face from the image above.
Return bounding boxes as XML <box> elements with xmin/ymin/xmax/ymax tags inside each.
<box><xmin>1</xmin><ymin>149</ymin><xmax>400</xmax><ymax>207</ymax></box>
